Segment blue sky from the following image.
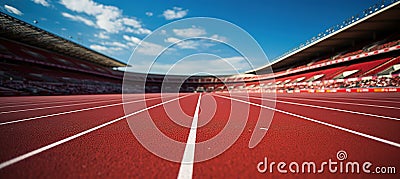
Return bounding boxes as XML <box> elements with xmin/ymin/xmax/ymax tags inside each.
<box><xmin>0</xmin><ymin>0</ymin><xmax>384</xmax><ymax>75</ymax></box>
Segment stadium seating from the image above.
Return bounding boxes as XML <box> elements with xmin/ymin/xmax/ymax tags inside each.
<box><xmin>1</xmin><ymin>30</ymin><xmax>399</xmax><ymax>95</ymax></box>
<box><xmin>216</xmin><ymin>51</ymin><xmax>400</xmax><ymax>93</ymax></box>
<box><xmin>363</xmin><ymin>56</ymin><xmax>400</xmax><ymax>76</ymax></box>
<box><xmin>0</xmin><ymin>39</ymin><xmax>124</xmax><ymax>95</ymax></box>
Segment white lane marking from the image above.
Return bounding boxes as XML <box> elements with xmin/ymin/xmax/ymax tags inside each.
<box><xmin>283</xmin><ymin>96</ymin><xmax>400</xmax><ymax>104</ymax></box>
<box><xmin>328</xmin><ymin>96</ymin><xmax>400</xmax><ymax>101</ymax></box>
<box><xmin>0</xmin><ymin>97</ymin><xmax>120</xmax><ymax>109</ymax></box>
<box><xmin>0</xmin><ymin>95</ymin><xmax>153</xmax><ymax>110</ymax></box>
<box><xmin>237</xmin><ymin>94</ymin><xmax>400</xmax><ymax>105</ymax></box>
<box><xmin>216</xmin><ymin>94</ymin><xmax>400</xmax><ymax>148</ymax></box>
<box><xmin>0</xmin><ymin>96</ymin><xmax>165</xmax><ymax>126</ymax></box>
<box><xmin>0</xmin><ymin>98</ymin><xmax>89</xmax><ymax>106</ymax></box>
<box><xmin>268</xmin><ymin>96</ymin><xmax>400</xmax><ymax>110</ymax></box>
<box><xmin>241</xmin><ymin>96</ymin><xmax>400</xmax><ymax>109</ymax></box>
<box><xmin>241</xmin><ymin>95</ymin><xmax>400</xmax><ymax>121</ymax></box>
<box><xmin>238</xmin><ymin>94</ymin><xmax>400</xmax><ymax>105</ymax></box>
<box><xmin>0</xmin><ymin>99</ymin><xmax>98</xmax><ymax>109</ymax></box>
<box><xmin>0</xmin><ymin>94</ymin><xmax>192</xmax><ymax>170</ymax></box>
<box><xmin>0</xmin><ymin>98</ymin><xmax>124</xmax><ymax>114</ymax></box>
<box><xmin>178</xmin><ymin>94</ymin><xmax>202</xmax><ymax>179</ymax></box>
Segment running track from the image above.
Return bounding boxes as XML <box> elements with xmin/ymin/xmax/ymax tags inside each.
<box><xmin>0</xmin><ymin>93</ymin><xmax>399</xmax><ymax>178</ymax></box>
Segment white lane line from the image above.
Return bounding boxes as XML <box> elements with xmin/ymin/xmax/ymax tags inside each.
<box><xmin>0</xmin><ymin>99</ymin><xmax>120</xmax><ymax>109</ymax></box>
<box><xmin>267</xmin><ymin>96</ymin><xmax>400</xmax><ymax>110</ymax></box>
<box><xmin>0</xmin><ymin>98</ymin><xmax>124</xmax><ymax>114</ymax></box>
<box><xmin>329</xmin><ymin>96</ymin><xmax>400</xmax><ymax>100</ymax></box>
<box><xmin>178</xmin><ymin>94</ymin><xmax>202</xmax><ymax>179</ymax></box>
<box><xmin>0</xmin><ymin>94</ymin><xmax>192</xmax><ymax>170</ymax></box>
<box><xmin>0</xmin><ymin>97</ymin><xmax>120</xmax><ymax>109</ymax></box>
<box><xmin>0</xmin><ymin>96</ymin><xmax>165</xmax><ymax>126</ymax></box>
<box><xmin>216</xmin><ymin>94</ymin><xmax>400</xmax><ymax>148</ymax></box>
<box><xmin>242</xmin><ymin>94</ymin><xmax>400</xmax><ymax>105</ymax></box>
<box><xmin>0</xmin><ymin>95</ymin><xmax>151</xmax><ymax>110</ymax></box>
<box><xmin>289</xmin><ymin>96</ymin><xmax>400</xmax><ymax>104</ymax></box>
<box><xmin>242</xmin><ymin>94</ymin><xmax>400</xmax><ymax>104</ymax></box>
<box><xmin>0</xmin><ymin>98</ymin><xmax>87</xmax><ymax>106</ymax></box>
<box><xmin>0</xmin><ymin>99</ymin><xmax>99</xmax><ymax>109</ymax></box>
<box><xmin>240</xmin><ymin>95</ymin><xmax>400</xmax><ymax>121</ymax></box>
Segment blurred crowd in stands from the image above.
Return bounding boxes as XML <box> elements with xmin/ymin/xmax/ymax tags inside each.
<box><xmin>270</xmin><ymin>76</ymin><xmax>400</xmax><ymax>91</ymax></box>
<box><xmin>1</xmin><ymin>32</ymin><xmax>399</xmax><ymax>95</ymax></box>
<box><xmin>0</xmin><ymin>79</ymin><xmax>121</xmax><ymax>95</ymax></box>
<box><xmin>348</xmin><ymin>76</ymin><xmax>400</xmax><ymax>88</ymax></box>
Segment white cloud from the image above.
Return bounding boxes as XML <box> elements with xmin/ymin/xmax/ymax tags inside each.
<box><xmin>60</xmin><ymin>0</ymin><xmax>105</xmax><ymax>16</ymax></box>
<box><xmin>90</xmin><ymin>38</ymin><xmax>131</xmax><ymax>54</ymax></box>
<box><xmin>175</xmin><ymin>41</ymin><xmax>201</xmax><ymax>49</ymax></box>
<box><xmin>210</xmin><ymin>34</ymin><xmax>228</xmax><ymax>43</ymax></box>
<box><xmin>174</xmin><ymin>56</ymin><xmax>247</xmax><ymax>74</ymax></box>
<box><xmin>90</xmin><ymin>44</ymin><xmax>123</xmax><ymax>54</ymax></box>
<box><xmin>62</xmin><ymin>12</ymin><xmax>95</xmax><ymax>27</ymax></box>
<box><xmin>104</xmin><ymin>41</ymin><xmax>129</xmax><ymax>49</ymax></box>
<box><xmin>4</xmin><ymin>5</ymin><xmax>23</xmax><ymax>16</ymax></box>
<box><xmin>122</xmin><ymin>18</ymin><xmax>141</xmax><ymax>28</ymax></box>
<box><xmin>126</xmin><ymin>56</ymin><xmax>248</xmax><ymax>75</ymax></box>
<box><xmin>123</xmin><ymin>35</ymin><xmax>164</xmax><ymax>56</ymax></box>
<box><xmin>121</xmin><ymin>17</ymin><xmax>152</xmax><ymax>35</ymax></box>
<box><xmin>165</xmin><ymin>37</ymin><xmax>201</xmax><ymax>49</ymax></box>
<box><xmin>127</xmin><ymin>42</ymin><xmax>136</xmax><ymax>47</ymax></box>
<box><xmin>165</xmin><ymin>31</ymin><xmax>227</xmax><ymax>50</ymax></box>
<box><xmin>90</xmin><ymin>44</ymin><xmax>108</xmax><ymax>51</ymax></box>
<box><xmin>160</xmin><ymin>30</ymin><xmax>167</xmax><ymax>35</ymax></box>
<box><xmin>60</xmin><ymin>0</ymin><xmax>151</xmax><ymax>34</ymax></box>
<box><xmin>145</xmin><ymin>12</ymin><xmax>153</xmax><ymax>17</ymax></box>
<box><xmin>163</xmin><ymin>7</ymin><xmax>188</xmax><ymax>20</ymax></box>
<box><xmin>136</xmin><ymin>42</ymin><xmax>164</xmax><ymax>56</ymax></box>
<box><xmin>123</xmin><ymin>35</ymin><xmax>142</xmax><ymax>45</ymax></box>
<box><xmin>126</xmin><ymin>27</ymin><xmax>151</xmax><ymax>35</ymax></box>
<box><xmin>94</xmin><ymin>32</ymin><xmax>110</xmax><ymax>39</ymax></box>
<box><xmin>173</xmin><ymin>26</ymin><xmax>206</xmax><ymax>38</ymax></box>
<box><xmin>164</xmin><ymin>37</ymin><xmax>180</xmax><ymax>43</ymax></box>
<box><xmin>170</xmin><ymin>27</ymin><xmax>227</xmax><ymax>45</ymax></box>
<box><xmin>95</xmin><ymin>9</ymin><xmax>123</xmax><ymax>33</ymax></box>
<box><xmin>32</xmin><ymin>0</ymin><xmax>50</xmax><ymax>7</ymax></box>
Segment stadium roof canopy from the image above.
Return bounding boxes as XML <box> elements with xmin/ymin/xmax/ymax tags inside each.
<box><xmin>0</xmin><ymin>12</ymin><xmax>126</xmax><ymax>67</ymax></box>
<box><xmin>248</xmin><ymin>1</ymin><xmax>400</xmax><ymax>74</ymax></box>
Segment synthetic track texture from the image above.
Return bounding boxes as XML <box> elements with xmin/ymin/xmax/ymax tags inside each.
<box><xmin>0</xmin><ymin>93</ymin><xmax>399</xmax><ymax>178</ymax></box>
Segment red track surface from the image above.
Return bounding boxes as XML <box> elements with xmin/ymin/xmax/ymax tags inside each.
<box><xmin>0</xmin><ymin>93</ymin><xmax>399</xmax><ymax>178</ymax></box>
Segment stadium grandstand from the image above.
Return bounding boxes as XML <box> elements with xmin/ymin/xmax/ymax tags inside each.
<box><xmin>213</xmin><ymin>1</ymin><xmax>400</xmax><ymax>93</ymax></box>
<box><xmin>0</xmin><ymin>1</ymin><xmax>400</xmax><ymax>178</ymax></box>
<box><xmin>1</xmin><ymin>2</ymin><xmax>399</xmax><ymax>96</ymax></box>
<box><xmin>0</xmin><ymin>11</ymin><xmax>222</xmax><ymax>95</ymax></box>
